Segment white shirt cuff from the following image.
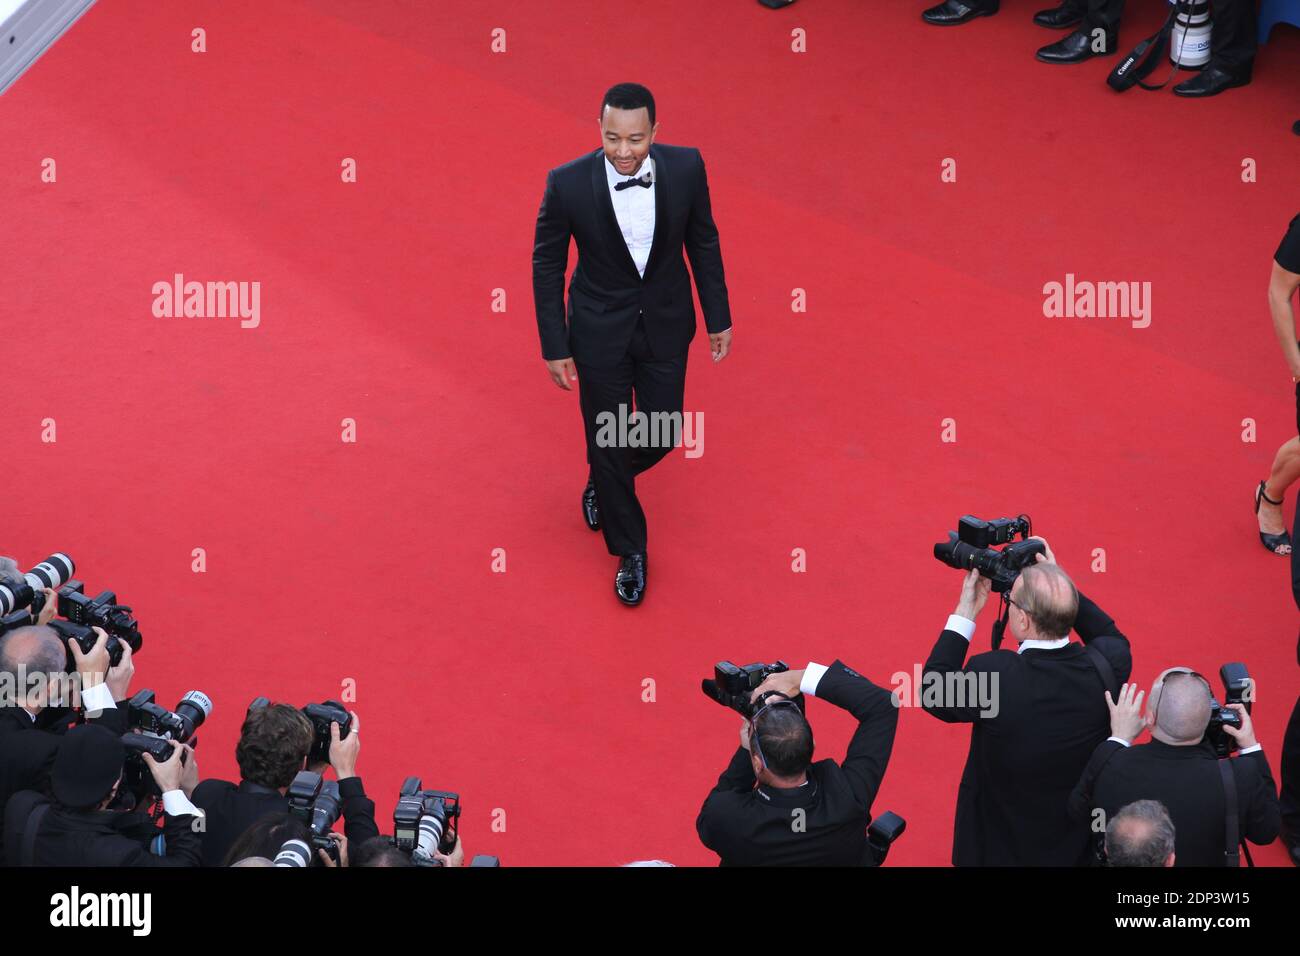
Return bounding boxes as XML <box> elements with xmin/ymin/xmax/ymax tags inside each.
<box><xmin>944</xmin><ymin>615</ymin><xmax>977</xmax><ymax>641</ymax></box>
<box><xmin>1107</xmin><ymin>736</ymin><xmax>1132</xmax><ymax>747</ymax></box>
<box><xmin>1238</xmin><ymin>743</ymin><xmax>1262</xmax><ymax>755</ymax></box>
<box><xmin>81</xmin><ymin>682</ymin><xmax>117</xmax><ymax>715</ymax></box>
<box><xmin>800</xmin><ymin>662</ymin><xmax>829</xmax><ymax>697</ymax></box>
<box><xmin>161</xmin><ymin>790</ymin><xmax>203</xmax><ymax>818</ymax></box>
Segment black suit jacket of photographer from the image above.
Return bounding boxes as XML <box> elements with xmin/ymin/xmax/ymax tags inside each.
<box><xmin>0</xmin><ymin>703</ymin><xmax>128</xmax><ymax>866</ymax></box>
<box><xmin>696</xmin><ymin>660</ymin><xmax>899</xmax><ymax>866</ymax></box>
<box><xmin>532</xmin><ymin>143</ymin><xmax>731</xmax><ymax>368</ymax></box>
<box><xmin>192</xmin><ymin>776</ymin><xmax>380</xmax><ymax>866</ymax></box>
<box><xmin>1068</xmin><ymin>736</ymin><xmax>1281</xmax><ymax>866</ymax></box>
<box><xmin>922</xmin><ymin>591</ymin><xmax>1131</xmax><ymax>866</ymax></box>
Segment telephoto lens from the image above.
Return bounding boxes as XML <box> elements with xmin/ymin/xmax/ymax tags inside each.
<box><xmin>0</xmin><ymin>553</ymin><xmax>75</xmax><ymax>616</ymax></box>
<box><xmin>274</xmin><ymin>839</ymin><xmax>312</xmax><ymax>868</ymax></box>
<box><xmin>412</xmin><ymin>809</ymin><xmax>447</xmax><ymax>866</ymax></box>
<box><xmin>174</xmin><ymin>691</ymin><xmax>213</xmax><ymax>742</ymax></box>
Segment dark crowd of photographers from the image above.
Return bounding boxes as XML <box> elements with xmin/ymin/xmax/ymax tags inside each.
<box><xmin>3</xmin><ymin>531</ymin><xmax>1299</xmax><ymax>867</ymax></box>
<box><xmin>0</xmin><ymin>555</ymin><xmax>486</xmax><ymax>868</ymax></box>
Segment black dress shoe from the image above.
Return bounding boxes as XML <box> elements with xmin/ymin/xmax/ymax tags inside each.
<box><xmin>1032</xmin><ymin>4</ymin><xmax>1082</xmax><ymax>28</ymax></box>
<box><xmin>1036</xmin><ymin>28</ymin><xmax>1116</xmax><ymax>64</ymax></box>
<box><xmin>922</xmin><ymin>0</ymin><xmax>993</xmax><ymax>26</ymax></box>
<box><xmin>582</xmin><ymin>480</ymin><xmax>600</xmax><ymax>531</ymax></box>
<box><xmin>1172</xmin><ymin>64</ymin><xmax>1251</xmax><ymax>98</ymax></box>
<box><xmin>615</xmin><ymin>553</ymin><xmax>647</xmax><ymax>606</ymax></box>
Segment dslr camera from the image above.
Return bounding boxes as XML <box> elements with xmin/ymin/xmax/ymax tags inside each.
<box><xmin>121</xmin><ymin>689</ymin><xmax>211</xmax><ymax>799</ymax></box>
<box><xmin>393</xmin><ymin>776</ymin><xmax>461</xmax><ymax>866</ymax></box>
<box><xmin>933</xmin><ymin>515</ymin><xmax>1043</xmax><ymax>593</ymax></box>
<box><xmin>1206</xmin><ymin>663</ymin><xmax>1252</xmax><ymax>758</ymax></box>
<box><xmin>287</xmin><ymin>770</ymin><xmax>343</xmax><ymax>864</ymax></box>
<box><xmin>702</xmin><ymin>660</ymin><xmax>807</xmax><ymax>719</ymax></box>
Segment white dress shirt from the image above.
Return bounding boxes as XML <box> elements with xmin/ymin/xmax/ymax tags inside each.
<box><xmin>604</xmin><ymin>153</ymin><xmax>656</xmax><ymax>277</ymax></box>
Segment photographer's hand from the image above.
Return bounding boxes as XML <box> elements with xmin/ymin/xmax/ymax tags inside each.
<box><xmin>433</xmin><ymin>835</ymin><xmax>465</xmax><ymax>868</ymax></box>
<box><xmin>318</xmin><ymin>832</ymin><xmax>348</xmax><ymax>867</ymax></box>
<box><xmin>739</xmin><ymin>720</ymin><xmax>752</xmax><ymax>752</ymax></box>
<box><xmin>1223</xmin><ymin>703</ymin><xmax>1259</xmax><ymax>749</ymax></box>
<box><xmin>143</xmin><ymin>743</ymin><xmax>187</xmax><ymax>794</ymax></box>
<box><xmin>36</xmin><ymin>588</ymin><xmax>57</xmax><ymax>626</ymax></box>
<box><xmin>749</xmin><ymin>669</ymin><xmax>804</xmax><ymax>705</ymax></box>
<box><xmin>954</xmin><ymin>569</ymin><xmax>992</xmax><ymax>620</ymax></box>
<box><xmin>328</xmin><ymin>712</ymin><xmax>360</xmax><ymax>780</ymax></box>
<box><xmin>106</xmin><ymin>642</ymin><xmax>134</xmax><ymax>702</ymax></box>
<box><xmin>1029</xmin><ymin>536</ymin><xmax>1057</xmax><ymax>565</ymax></box>
<box><xmin>178</xmin><ymin>743</ymin><xmax>199</xmax><ymax>798</ymax></box>
<box><xmin>1105</xmin><ymin>682</ymin><xmax>1146</xmax><ymax>743</ymax></box>
<box><xmin>71</xmin><ymin>627</ymin><xmax>112</xmax><ymax>690</ymax></box>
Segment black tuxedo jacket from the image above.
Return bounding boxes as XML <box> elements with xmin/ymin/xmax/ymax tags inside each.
<box><xmin>696</xmin><ymin>660</ymin><xmax>898</xmax><ymax>866</ymax></box>
<box><xmin>532</xmin><ymin>143</ymin><xmax>731</xmax><ymax>368</ymax></box>
<box><xmin>922</xmin><ymin>592</ymin><xmax>1131</xmax><ymax>866</ymax></box>
<box><xmin>4</xmin><ymin>790</ymin><xmax>202</xmax><ymax>867</ymax></box>
<box><xmin>1068</xmin><ymin>738</ymin><xmax>1281</xmax><ymax>866</ymax></box>
<box><xmin>0</xmin><ymin>703</ymin><xmax>127</xmax><ymax>865</ymax></box>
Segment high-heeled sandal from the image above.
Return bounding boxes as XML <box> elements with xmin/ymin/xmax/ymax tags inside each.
<box><xmin>1255</xmin><ymin>480</ymin><xmax>1292</xmax><ymax>555</ymax></box>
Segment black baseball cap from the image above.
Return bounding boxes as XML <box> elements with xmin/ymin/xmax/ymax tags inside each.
<box><xmin>52</xmin><ymin>724</ymin><xmax>125</xmax><ymax>809</ymax></box>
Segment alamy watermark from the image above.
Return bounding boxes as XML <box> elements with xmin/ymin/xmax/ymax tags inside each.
<box><xmin>595</xmin><ymin>403</ymin><xmax>704</xmax><ymax>458</ymax></box>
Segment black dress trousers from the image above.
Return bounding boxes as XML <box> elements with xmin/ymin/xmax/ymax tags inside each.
<box><xmin>575</xmin><ymin>311</ymin><xmax>687</xmax><ymax>557</ymax></box>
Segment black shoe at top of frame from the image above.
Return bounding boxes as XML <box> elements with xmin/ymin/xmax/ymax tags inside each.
<box><xmin>922</xmin><ymin>1</ymin><xmax>994</xmax><ymax>26</ymax></box>
<box><xmin>1033</xmin><ymin>4</ymin><xmax>1083</xmax><ymax>29</ymax></box>
<box><xmin>615</xmin><ymin>553</ymin><xmax>647</xmax><ymax>606</ymax></box>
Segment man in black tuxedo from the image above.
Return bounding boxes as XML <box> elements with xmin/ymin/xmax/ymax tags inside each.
<box><xmin>922</xmin><ymin>538</ymin><xmax>1131</xmax><ymax>865</ymax></box>
<box><xmin>0</xmin><ymin>625</ymin><xmax>132</xmax><ymax>864</ymax></box>
<box><xmin>532</xmin><ymin>82</ymin><xmax>733</xmax><ymax>606</ymax></box>
<box><xmin>1068</xmin><ymin>673</ymin><xmax>1280</xmax><ymax>866</ymax></box>
<box><xmin>696</xmin><ymin>660</ymin><xmax>898</xmax><ymax>866</ymax></box>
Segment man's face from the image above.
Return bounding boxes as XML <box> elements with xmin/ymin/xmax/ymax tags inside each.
<box><xmin>599</xmin><ymin>105</ymin><xmax>658</xmax><ymax>177</ymax></box>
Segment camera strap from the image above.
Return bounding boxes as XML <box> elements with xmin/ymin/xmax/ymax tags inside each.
<box><xmin>1217</xmin><ymin>758</ymin><xmax>1241</xmax><ymax>867</ymax></box>
<box><xmin>1106</xmin><ymin>2</ymin><xmax>1181</xmax><ymax>92</ymax></box>
<box><xmin>1084</xmin><ymin>644</ymin><xmax>1119</xmax><ymax>699</ymax></box>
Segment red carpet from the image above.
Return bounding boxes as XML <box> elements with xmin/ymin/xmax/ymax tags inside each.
<box><xmin>3</xmin><ymin>0</ymin><xmax>1298</xmax><ymax>865</ymax></box>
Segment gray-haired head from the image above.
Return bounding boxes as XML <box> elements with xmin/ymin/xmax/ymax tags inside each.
<box><xmin>1105</xmin><ymin>799</ymin><xmax>1176</xmax><ymax>867</ymax></box>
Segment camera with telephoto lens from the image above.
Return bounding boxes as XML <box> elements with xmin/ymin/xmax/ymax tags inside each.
<box><xmin>933</xmin><ymin>515</ymin><xmax>1043</xmax><ymax>593</ymax></box>
<box><xmin>701</xmin><ymin>660</ymin><xmax>808</xmax><ymax>719</ymax></box>
<box><xmin>286</xmin><ymin>770</ymin><xmax>342</xmax><ymax>864</ymax></box>
<box><xmin>128</xmin><ymin>689</ymin><xmax>211</xmax><ymax>744</ymax></box>
<box><xmin>393</xmin><ymin>776</ymin><xmax>461</xmax><ymax>866</ymax></box>
<box><xmin>1206</xmin><ymin>663</ymin><xmax>1252</xmax><ymax>758</ymax></box>
<box><xmin>0</xmin><ymin>553</ymin><xmax>76</xmax><ymax>633</ymax></box>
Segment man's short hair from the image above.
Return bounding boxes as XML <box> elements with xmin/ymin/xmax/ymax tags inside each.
<box><xmin>1016</xmin><ymin>564</ymin><xmax>1079</xmax><ymax>639</ymax></box>
<box><xmin>601</xmin><ymin>83</ymin><xmax>655</xmax><ymax>126</ymax></box>
<box><xmin>753</xmin><ymin>702</ymin><xmax>814</xmax><ymax>778</ymax></box>
<box><xmin>0</xmin><ymin>625</ymin><xmax>66</xmax><ymax>682</ymax></box>
<box><xmin>1106</xmin><ymin>799</ymin><xmax>1176</xmax><ymax>867</ymax></box>
<box><xmin>351</xmin><ymin>836</ymin><xmax>415</xmax><ymax>868</ymax></box>
<box><xmin>235</xmin><ymin>703</ymin><xmax>313</xmax><ymax>789</ymax></box>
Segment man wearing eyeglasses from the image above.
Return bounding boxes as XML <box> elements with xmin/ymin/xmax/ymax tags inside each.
<box><xmin>695</xmin><ymin>661</ymin><xmax>899</xmax><ymax>866</ymax></box>
<box><xmin>921</xmin><ymin>537</ymin><xmax>1131</xmax><ymax>866</ymax></box>
<box><xmin>1068</xmin><ymin>672</ymin><xmax>1281</xmax><ymax>866</ymax></box>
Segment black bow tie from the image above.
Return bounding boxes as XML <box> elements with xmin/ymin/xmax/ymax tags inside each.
<box><xmin>615</xmin><ymin>173</ymin><xmax>653</xmax><ymax>191</ymax></box>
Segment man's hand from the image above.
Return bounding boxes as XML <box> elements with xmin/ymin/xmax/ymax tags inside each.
<box><xmin>178</xmin><ymin>743</ymin><xmax>200</xmax><ymax>797</ymax></box>
<box><xmin>143</xmin><ymin>742</ymin><xmax>187</xmax><ymax>794</ymax></box>
<box><xmin>433</xmin><ymin>834</ymin><xmax>465</xmax><ymax>868</ymax></box>
<box><xmin>318</xmin><ymin>832</ymin><xmax>348</xmax><ymax>867</ymax></box>
<box><xmin>36</xmin><ymin>588</ymin><xmax>57</xmax><ymax>626</ymax></box>
<box><xmin>709</xmin><ymin>328</ymin><xmax>732</xmax><ymax>363</ymax></box>
<box><xmin>545</xmin><ymin>358</ymin><xmax>578</xmax><ymax>390</ymax></box>
<box><xmin>71</xmin><ymin>627</ymin><xmax>112</xmax><ymax>690</ymax></box>
<box><xmin>328</xmin><ymin>713</ymin><xmax>360</xmax><ymax>780</ymax></box>
<box><xmin>1029</xmin><ymin>536</ymin><xmax>1057</xmax><ymax>565</ymax></box>
<box><xmin>1105</xmin><ymin>682</ymin><xmax>1147</xmax><ymax>743</ymax></box>
<box><xmin>954</xmin><ymin>569</ymin><xmax>992</xmax><ymax>620</ymax></box>
<box><xmin>739</xmin><ymin>720</ymin><xmax>752</xmax><ymax>752</ymax></box>
<box><xmin>1222</xmin><ymin>703</ymin><xmax>1259</xmax><ymax>750</ymax></box>
<box><xmin>749</xmin><ymin>668</ymin><xmax>804</xmax><ymax>705</ymax></box>
<box><xmin>106</xmin><ymin>643</ymin><xmax>134</xmax><ymax>702</ymax></box>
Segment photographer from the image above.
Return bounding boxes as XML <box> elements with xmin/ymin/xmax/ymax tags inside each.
<box><xmin>1068</xmin><ymin>674</ymin><xmax>1280</xmax><ymax>866</ymax></box>
<box><xmin>192</xmin><ymin>703</ymin><xmax>378</xmax><ymax>866</ymax></box>
<box><xmin>0</xmin><ymin>625</ymin><xmax>134</xmax><ymax>863</ymax></box>
<box><xmin>3</xmin><ymin>723</ymin><xmax>203</xmax><ymax>866</ymax></box>
<box><xmin>696</xmin><ymin>660</ymin><xmax>898</xmax><ymax>866</ymax></box>
<box><xmin>1105</xmin><ymin>799</ymin><xmax>1176</xmax><ymax>867</ymax></box>
<box><xmin>922</xmin><ymin>537</ymin><xmax>1130</xmax><ymax>865</ymax></box>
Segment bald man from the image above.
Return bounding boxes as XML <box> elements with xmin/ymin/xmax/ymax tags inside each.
<box><xmin>1069</xmin><ymin>672</ymin><xmax>1281</xmax><ymax>866</ymax></box>
<box><xmin>922</xmin><ymin>537</ymin><xmax>1131</xmax><ymax>865</ymax></box>
<box><xmin>1105</xmin><ymin>799</ymin><xmax>1176</xmax><ymax>867</ymax></box>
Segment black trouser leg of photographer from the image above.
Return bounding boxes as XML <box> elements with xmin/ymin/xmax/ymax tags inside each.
<box><xmin>1083</xmin><ymin>0</ymin><xmax>1123</xmax><ymax>37</ymax></box>
<box><xmin>1209</xmin><ymin>0</ymin><xmax>1257</xmax><ymax>76</ymax></box>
